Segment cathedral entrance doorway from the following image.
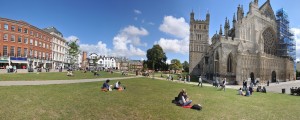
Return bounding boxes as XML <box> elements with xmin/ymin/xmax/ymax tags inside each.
<box><xmin>250</xmin><ymin>72</ymin><xmax>255</xmax><ymax>83</ymax></box>
<box><xmin>272</xmin><ymin>71</ymin><xmax>276</xmax><ymax>82</ymax></box>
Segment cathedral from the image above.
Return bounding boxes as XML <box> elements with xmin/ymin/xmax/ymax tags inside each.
<box><xmin>189</xmin><ymin>0</ymin><xmax>295</xmax><ymax>84</ymax></box>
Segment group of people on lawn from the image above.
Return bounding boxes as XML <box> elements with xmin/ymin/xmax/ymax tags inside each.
<box><xmin>101</xmin><ymin>79</ymin><xmax>125</xmax><ymax>92</ymax></box>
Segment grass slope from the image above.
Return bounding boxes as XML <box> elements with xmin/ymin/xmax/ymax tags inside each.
<box><xmin>0</xmin><ymin>78</ymin><xmax>299</xmax><ymax>119</ymax></box>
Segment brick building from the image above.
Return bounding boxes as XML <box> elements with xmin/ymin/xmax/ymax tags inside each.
<box><xmin>0</xmin><ymin>17</ymin><xmax>52</xmax><ymax>69</ymax></box>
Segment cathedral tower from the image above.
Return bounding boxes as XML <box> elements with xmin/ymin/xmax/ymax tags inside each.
<box><xmin>189</xmin><ymin>10</ymin><xmax>210</xmax><ymax>76</ymax></box>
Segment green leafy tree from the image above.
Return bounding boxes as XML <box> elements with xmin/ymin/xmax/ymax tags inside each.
<box><xmin>68</xmin><ymin>40</ymin><xmax>80</xmax><ymax>68</ymax></box>
<box><xmin>169</xmin><ymin>59</ymin><xmax>182</xmax><ymax>71</ymax></box>
<box><xmin>146</xmin><ymin>45</ymin><xmax>167</xmax><ymax>71</ymax></box>
<box><xmin>182</xmin><ymin>61</ymin><xmax>189</xmax><ymax>72</ymax></box>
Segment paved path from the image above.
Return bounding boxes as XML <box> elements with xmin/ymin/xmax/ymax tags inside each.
<box><xmin>0</xmin><ymin>76</ymin><xmax>141</xmax><ymax>86</ymax></box>
<box><xmin>265</xmin><ymin>80</ymin><xmax>300</xmax><ymax>94</ymax></box>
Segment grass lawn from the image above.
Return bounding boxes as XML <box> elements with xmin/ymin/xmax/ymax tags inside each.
<box><xmin>0</xmin><ymin>78</ymin><xmax>299</xmax><ymax>119</ymax></box>
<box><xmin>0</xmin><ymin>71</ymin><xmax>127</xmax><ymax>81</ymax></box>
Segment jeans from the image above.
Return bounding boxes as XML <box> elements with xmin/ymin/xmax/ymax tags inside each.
<box><xmin>183</xmin><ymin>100</ymin><xmax>192</xmax><ymax>106</ymax></box>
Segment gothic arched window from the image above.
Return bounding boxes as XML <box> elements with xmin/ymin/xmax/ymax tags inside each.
<box><xmin>263</xmin><ymin>28</ymin><xmax>277</xmax><ymax>55</ymax></box>
<box><xmin>227</xmin><ymin>54</ymin><xmax>232</xmax><ymax>72</ymax></box>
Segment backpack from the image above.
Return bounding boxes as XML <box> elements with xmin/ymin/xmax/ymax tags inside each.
<box><xmin>191</xmin><ymin>104</ymin><xmax>202</xmax><ymax>111</ymax></box>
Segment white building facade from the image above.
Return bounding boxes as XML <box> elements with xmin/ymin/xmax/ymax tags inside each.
<box><xmin>43</xmin><ymin>27</ymin><xmax>69</xmax><ymax>69</ymax></box>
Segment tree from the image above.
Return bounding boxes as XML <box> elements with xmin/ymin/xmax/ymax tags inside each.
<box><xmin>182</xmin><ymin>61</ymin><xmax>189</xmax><ymax>72</ymax></box>
<box><xmin>146</xmin><ymin>45</ymin><xmax>167</xmax><ymax>71</ymax></box>
<box><xmin>169</xmin><ymin>59</ymin><xmax>182</xmax><ymax>71</ymax></box>
<box><xmin>142</xmin><ymin>60</ymin><xmax>148</xmax><ymax>71</ymax></box>
<box><xmin>68</xmin><ymin>40</ymin><xmax>80</xmax><ymax>68</ymax></box>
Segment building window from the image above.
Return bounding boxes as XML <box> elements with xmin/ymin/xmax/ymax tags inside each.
<box><xmin>36</xmin><ymin>33</ymin><xmax>38</xmax><ymax>37</ymax></box>
<box><xmin>24</xmin><ymin>48</ymin><xmax>28</xmax><ymax>57</ymax></box>
<box><xmin>30</xmin><ymin>31</ymin><xmax>33</xmax><ymax>35</ymax></box>
<box><xmin>46</xmin><ymin>44</ymin><xmax>48</xmax><ymax>49</ymax></box>
<box><xmin>0</xmin><ymin>23</ymin><xmax>1</xmax><ymax>29</ymax></box>
<box><xmin>24</xmin><ymin>28</ymin><xmax>28</xmax><ymax>34</ymax></box>
<box><xmin>11</xmin><ymin>25</ymin><xmax>15</xmax><ymax>31</ymax></box>
<box><xmin>18</xmin><ymin>27</ymin><xmax>22</xmax><ymax>32</ymax></box>
<box><xmin>24</xmin><ymin>38</ymin><xmax>28</xmax><ymax>44</ymax></box>
<box><xmin>29</xmin><ymin>49</ymin><xmax>33</xmax><ymax>57</ymax></box>
<box><xmin>39</xmin><ymin>42</ymin><xmax>42</xmax><ymax>47</ymax></box>
<box><xmin>4</xmin><ymin>24</ymin><xmax>8</xmax><ymax>30</ymax></box>
<box><xmin>34</xmin><ymin>50</ymin><xmax>37</xmax><ymax>58</ymax></box>
<box><xmin>39</xmin><ymin>52</ymin><xmax>41</xmax><ymax>58</ymax></box>
<box><xmin>227</xmin><ymin>54</ymin><xmax>232</xmax><ymax>72</ymax></box>
<box><xmin>11</xmin><ymin>35</ymin><xmax>15</xmax><ymax>42</ymax></box>
<box><xmin>10</xmin><ymin>46</ymin><xmax>15</xmax><ymax>56</ymax></box>
<box><xmin>35</xmin><ymin>40</ymin><xmax>38</xmax><ymax>46</ymax></box>
<box><xmin>3</xmin><ymin>34</ymin><xmax>8</xmax><ymax>41</ymax></box>
<box><xmin>30</xmin><ymin>39</ymin><xmax>33</xmax><ymax>45</ymax></box>
<box><xmin>3</xmin><ymin>46</ymin><xmax>8</xmax><ymax>56</ymax></box>
<box><xmin>18</xmin><ymin>36</ymin><xmax>22</xmax><ymax>43</ymax></box>
<box><xmin>17</xmin><ymin>47</ymin><xmax>21</xmax><ymax>57</ymax></box>
<box><xmin>43</xmin><ymin>43</ymin><xmax>45</xmax><ymax>48</ymax></box>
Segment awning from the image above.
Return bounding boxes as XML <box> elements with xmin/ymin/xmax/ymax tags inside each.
<box><xmin>11</xmin><ymin>60</ymin><xmax>28</xmax><ymax>64</ymax></box>
<box><xmin>0</xmin><ymin>60</ymin><xmax>8</xmax><ymax>63</ymax></box>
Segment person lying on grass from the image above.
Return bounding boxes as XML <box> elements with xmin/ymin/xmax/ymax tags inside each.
<box><xmin>101</xmin><ymin>79</ymin><xmax>111</xmax><ymax>92</ymax></box>
<box><xmin>177</xmin><ymin>89</ymin><xmax>192</xmax><ymax>106</ymax></box>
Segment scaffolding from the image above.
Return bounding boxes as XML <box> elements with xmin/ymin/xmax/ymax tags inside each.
<box><xmin>276</xmin><ymin>8</ymin><xmax>296</xmax><ymax>71</ymax></box>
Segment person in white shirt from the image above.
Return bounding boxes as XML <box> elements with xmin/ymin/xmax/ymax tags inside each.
<box><xmin>198</xmin><ymin>76</ymin><xmax>202</xmax><ymax>87</ymax></box>
<box><xmin>222</xmin><ymin>78</ymin><xmax>227</xmax><ymax>91</ymax></box>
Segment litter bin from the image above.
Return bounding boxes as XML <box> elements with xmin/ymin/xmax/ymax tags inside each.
<box><xmin>282</xmin><ymin>88</ymin><xmax>285</xmax><ymax>94</ymax></box>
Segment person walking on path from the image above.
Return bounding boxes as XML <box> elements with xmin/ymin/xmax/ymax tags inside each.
<box><xmin>222</xmin><ymin>78</ymin><xmax>227</xmax><ymax>91</ymax></box>
<box><xmin>198</xmin><ymin>76</ymin><xmax>202</xmax><ymax>87</ymax></box>
<box><xmin>187</xmin><ymin>75</ymin><xmax>190</xmax><ymax>83</ymax></box>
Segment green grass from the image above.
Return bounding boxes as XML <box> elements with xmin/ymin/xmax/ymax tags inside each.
<box><xmin>0</xmin><ymin>71</ymin><xmax>127</xmax><ymax>81</ymax></box>
<box><xmin>0</xmin><ymin>78</ymin><xmax>299</xmax><ymax>119</ymax></box>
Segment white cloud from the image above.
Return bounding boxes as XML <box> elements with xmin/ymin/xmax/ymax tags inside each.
<box><xmin>155</xmin><ymin>37</ymin><xmax>189</xmax><ymax>54</ymax></box>
<box><xmin>291</xmin><ymin>28</ymin><xmax>300</xmax><ymax>61</ymax></box>
<box><xmin>65</xmin><ymin>35</ymin><xmax>80</xmax><ymax>43</ymax></box>
<box><xmin>68</xmin><ymin>25</ymin><xmax>148</xmax><ymax>58</ymax></box>
<box><xmin>134</xmin><ymin>17</ymin><xmax>138</xmax><ymax>21</ymax></box>
<box><xmin>166</xmin><ymin>59</ymin><xmax>171</xmax><ymax>64</ymax></box>
<box><xmin>134</xmin><ymin>9</ymin><xmax>142</xmax><ymax>14</ymax></box>
<box><xmin>156</xmin><ymin>16</ymin><xmax>190</xmax><ymax>54</ymax></box>
<box><xmin>159</xmin><ymin>16</ymin><xmax>189</xmax><ymax>38</ymax></box>
<box><xmin>79</xmin><ymin>41</ymin><xmax>111</xmax><ymax>56</ymax></box>
<box><xmin>112</xmin><ymin>25</ymin><xmax>148</xmax><ymax>57</ymax></box>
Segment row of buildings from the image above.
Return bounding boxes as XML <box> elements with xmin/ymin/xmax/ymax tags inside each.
<box><xmin>0</xmin><ymin>18</ymin><xmax>70</xmax><ymax>69</ymax></box>
<box><xmin>83</xmin><ymin>53</ymin><xmax>143</xmax><ymax>72</ymax></box>
<box><xmin>189</xmin><ymin>0</ymin><xmax>296</xmax><ymax>84</ymax></box>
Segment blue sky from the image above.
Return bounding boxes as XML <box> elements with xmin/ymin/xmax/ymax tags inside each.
<box><xmin>1</xmin><ymin>0</ymin><xmax>300</xmax><ymax>63</ymax></box>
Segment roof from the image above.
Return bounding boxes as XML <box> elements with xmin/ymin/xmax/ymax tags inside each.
<box><xmin>43</xmin><ymin>27</ymin><xmax>63</xmax><ymax>37</ymax></box>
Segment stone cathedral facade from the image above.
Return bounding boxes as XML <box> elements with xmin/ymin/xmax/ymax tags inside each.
<box><xmin>189</xmin><ymin>0</ymin><xmax>295</xmax><ymax>84</ymax></box>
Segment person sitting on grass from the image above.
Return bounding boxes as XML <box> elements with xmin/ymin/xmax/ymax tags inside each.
<box><xmin>67</xmin><ymin>71</ymin><xmax>74</xmax><ymax>76</ymax></box>
<box><xmin>114</xmin><ymin>81</ymin><xmax>125</xmax><ymax>90</ymax></box>
<box><xmin>94</xmin><ymin>71</ymin><xmax>100</xmax><ymax>76</ymax></box>
<box><xmin>177</xmin><ymin>89</ymin><xmax>192</xmax><ymax>106</ymax></box>
<box><xmin>244</xmin><ymin>88</ymin><xmax>250</xmax><ymax>96</ymax></box>
<box><xmin>238</xmin><ymin>88</ymin><xmax>244</xmax><ymax>95</ymax></box>
<box><xmin>101</xmin><ymin>79</ymin><xmax>110</xmax><ymax>92</ymax></box>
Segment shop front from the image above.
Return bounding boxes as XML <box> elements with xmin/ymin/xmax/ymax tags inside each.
<box><xmin>10</xmin><ymin>57</ymin><xmax>28</xmax><ymax>69</ymax></box>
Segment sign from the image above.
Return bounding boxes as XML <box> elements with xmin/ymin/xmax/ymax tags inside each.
<box><xmin>10</xmin><ymin>57</ymin><xmax>27</xmax><ymax>61</ymax></box>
